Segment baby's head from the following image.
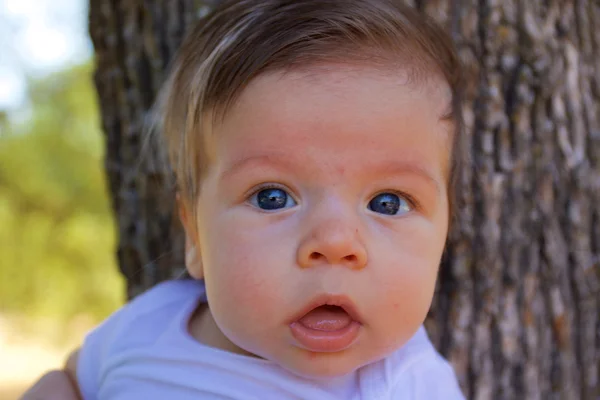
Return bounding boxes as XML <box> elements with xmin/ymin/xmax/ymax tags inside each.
<box><xmin>157</xmin><ymin>0</ymin><xmax>463</xmax><ymax>378</ymax></box>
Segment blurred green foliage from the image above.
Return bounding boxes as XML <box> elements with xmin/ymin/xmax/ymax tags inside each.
<box><xmin>0</xmin><ymin>61</ymin><xmax>124</xmax><ymax>324</ymax></box>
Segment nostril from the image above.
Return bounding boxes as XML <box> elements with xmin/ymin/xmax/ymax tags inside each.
<box><xmin>344</xmin><ymin>255</ymin><xmax>357</xmax><ymax>263</ymax></box>
<box><xmin>306</xmin><ymin>252</ymin><xmax>360</xmax><ymax>264</ymax></box>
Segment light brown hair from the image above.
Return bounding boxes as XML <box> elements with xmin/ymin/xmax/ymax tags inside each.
<box><xmin>153</xmin><ymin>0</ymin><xmax>464</xmax><ymax>224</ymax></box>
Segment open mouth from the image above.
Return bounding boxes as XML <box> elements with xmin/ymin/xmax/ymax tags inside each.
<box><xmin>289</xmin><ymin>296</ymin><xmax>362</xmax><ymax>353</ymax></box>
<box><xmin>298</xmin><ymin>305</ymin><xmax>353</xmax><ymax>331</ymax></box>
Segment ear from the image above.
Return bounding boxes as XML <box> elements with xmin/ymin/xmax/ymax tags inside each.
<box><xmin>177</xmin><ymin>193</ymin><xmax>204</xmax><ymax>280</ymax></box>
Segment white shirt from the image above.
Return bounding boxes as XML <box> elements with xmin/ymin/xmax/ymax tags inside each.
<box><xmin>77</xmin><ymin>280</ymin><xmax>464</xmax><ymax>399</ymax></box>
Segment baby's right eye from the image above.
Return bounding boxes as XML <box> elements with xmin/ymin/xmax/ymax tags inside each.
<box><xmin>249</xmin><ymin>187</ymin><xmax>297</xmax><ymax>211</ymax></box>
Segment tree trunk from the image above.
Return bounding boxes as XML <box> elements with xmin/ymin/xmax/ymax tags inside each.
<box><xmin>89</xmin><ymin>1</ymin><xmax>599</xmax><ymax>398</ymax></box>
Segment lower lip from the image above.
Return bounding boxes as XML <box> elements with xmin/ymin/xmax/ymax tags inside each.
<box><xmin>289</xmin><ymin>320</ymin><xmax>361</xmax><ymax>353</ymax></box>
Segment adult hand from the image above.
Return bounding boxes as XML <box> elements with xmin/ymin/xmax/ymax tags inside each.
<box><xmin>20</xmin><ymin>349</ymin><xmax>81</xmax><ymax>400</ymax></box>
<box><xmin>19</xmin><ymin>370</ymin><xmax>80</xmax><ymax>400</ymax></box>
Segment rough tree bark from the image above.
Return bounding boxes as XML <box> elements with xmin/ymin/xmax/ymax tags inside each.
<box><xmin>89</xmin><ymin>1</ymin><xmax>599</xmax><ymax>399</ymax></box>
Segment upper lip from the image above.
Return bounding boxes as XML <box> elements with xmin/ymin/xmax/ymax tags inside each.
<box><xmin>288</xmin><ymin>294</ymin><xmax>363</xmax><ymax>324</ymax></box>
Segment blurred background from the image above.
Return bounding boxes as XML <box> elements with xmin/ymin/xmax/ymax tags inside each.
<box><xmin>0</xmin><ymin>0</ymin><xmax>124</xmax><ymax>397</ymax></box>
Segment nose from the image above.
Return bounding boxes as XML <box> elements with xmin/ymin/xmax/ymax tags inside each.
<box><xmin>297</xmin><ymin>215</ymin><xmax>368</xmax><ymax>270</ymax></box>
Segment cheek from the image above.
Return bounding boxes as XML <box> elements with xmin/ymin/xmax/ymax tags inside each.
<box><xmin>377</xmin><ymin>250</ymin><xmax>439</xmax><ymax>311</ymax></box>
<box><xmin>200</xmin><ymin>212</ymin><xmax>293</xmax><ymax>328</ymax></box>
<box><xmin>369</xmin><ymin>221</ymin><xmax>445</xmax><ymax>324</ymax></box>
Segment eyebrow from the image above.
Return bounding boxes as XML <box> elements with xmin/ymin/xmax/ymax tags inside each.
<box><xmin>371</xmin><ymin>161</ymin><xmax>443</xmax><ymax>194</ymax></box>
<box><xmin>221</xmin><ymin>154</ymin><xmax>443</xmax><ymax>193</ymax></box>
<box><xmin>221</xmin><ymin>154</ymin><xmax>296</xmax><ymax>180</ymax></box>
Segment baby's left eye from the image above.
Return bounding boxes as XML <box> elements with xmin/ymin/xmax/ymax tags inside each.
<box><xmin>368</xmin><ymin>192</ymin><xmax>412</xmax><ymax>216</ymax></box>
<box><xmin>249</xmin><ymin>187</ymin><xmax>297</xmax><ymax>211</ymax></box>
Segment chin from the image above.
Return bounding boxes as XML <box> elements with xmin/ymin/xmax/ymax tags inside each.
<box><xmin>278</xmin><ymin>351</ymin><xmax>368</xmax><ymax>379</ymax></box>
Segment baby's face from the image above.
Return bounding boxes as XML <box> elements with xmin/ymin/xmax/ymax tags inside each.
<box><xmin>192</xmin><ymin>65</ymin><xmax>451</xmax><ymax>377</ymax></box>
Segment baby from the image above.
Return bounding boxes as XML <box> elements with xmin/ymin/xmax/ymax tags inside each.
<box><xmin>24</xmin><ymin>0</ymin><xmax>466</xmax><ymax>398</ymax></box>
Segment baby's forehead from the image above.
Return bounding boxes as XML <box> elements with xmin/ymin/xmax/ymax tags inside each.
<box><xmin>212</xmin><ymin>66</ymin><xmax>451</xmax><ymax>161</ymax></box>
<box><xmin>225</xmin><ymin>63</ymin><xmax>453</xmax><ymax>123</ymax></box>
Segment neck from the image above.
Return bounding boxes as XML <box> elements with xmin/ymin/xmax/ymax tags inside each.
<box><xmin>188</xmin><ymin>301</ymin><xmax>260</xmax><ymax>359</ymax></box>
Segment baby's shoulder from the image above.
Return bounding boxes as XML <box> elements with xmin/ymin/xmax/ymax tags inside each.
<box><xmin>76</xmin><ymin>279</ymin><xmax>204</xmax><ymax>400</ymax></box>
<box><xmin>385</xmin><ymin>329</ymin><xmax>465</xmax><ymax>399</ymax></box>
<box><xmin>121</xmin><ymin>279</ymin><xmax>203</xmax><ymax>319</ymax></box>
<box><xmin>83</xmin><ymin>279</ymin><xmax>203</xmax><ymax>362</ymax></box>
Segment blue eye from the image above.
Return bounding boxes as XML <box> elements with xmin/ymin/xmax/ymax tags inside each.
<box><xmin>250</xmin><ymin>187</ymin><xmax>297</xmax><ymax>210</ymax></box>
<box><xmin>368</xmin><ymin>193</ymin><xmax>411</xmax><ymax>215</ymax></box>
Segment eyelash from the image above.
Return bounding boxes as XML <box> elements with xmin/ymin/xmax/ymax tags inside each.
<box><xmin>245</xmin><ymin>183</ymin><xmax>296</xmax><ymax>201</ymax></box>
